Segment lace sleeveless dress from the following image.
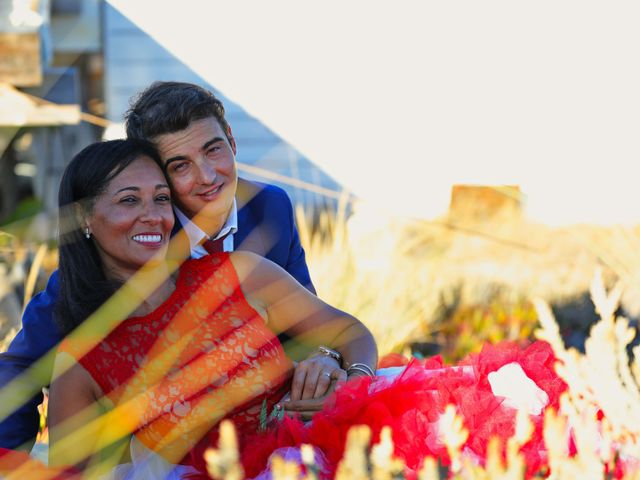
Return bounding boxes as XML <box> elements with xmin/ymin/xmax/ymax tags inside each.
<box><xmin>63</xmin><ymin>253</ymin><xmax>293</xmax><ymax>477</ymax></box>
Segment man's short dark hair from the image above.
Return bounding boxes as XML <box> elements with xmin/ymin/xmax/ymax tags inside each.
<box><xmin>125</xmin><ymin>81</ymin><xmax>232</xmax><ymax>142</ymax></box>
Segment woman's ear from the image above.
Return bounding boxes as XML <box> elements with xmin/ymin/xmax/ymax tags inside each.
<box><xmin>73</xmin><ymin>202</ymin><xmax>91</xmax><ymax>237</ymax></box>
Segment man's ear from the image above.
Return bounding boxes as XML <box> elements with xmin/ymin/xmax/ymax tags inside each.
<box><xmin>226</xmin><ymin>126</ymin><xmax>237</xmax><ymax>155</ymax></box>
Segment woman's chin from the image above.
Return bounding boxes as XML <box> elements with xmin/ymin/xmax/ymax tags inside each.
<box><xmin>138</xmin><ymin>249</ymin><xmax>170</xmax><ymax>269</ymax></box>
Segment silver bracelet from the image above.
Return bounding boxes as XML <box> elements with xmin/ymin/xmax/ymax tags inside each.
<box><xmin>317</xmin><ymin>345</ymin><xmax>343</xmax><ymax>367</ymax></box>
<box><xmin>346</xmin><ymin>362</ymin><xmax>375</xmax><ymax>378</ymax></box>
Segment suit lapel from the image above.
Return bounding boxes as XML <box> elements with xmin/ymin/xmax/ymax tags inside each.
<box><xmin>235</xmin><ymin>178</ymin><xmax>269</xmax><ymax>256</ymax></box>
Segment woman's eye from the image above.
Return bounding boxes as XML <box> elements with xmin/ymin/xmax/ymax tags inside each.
<box><xmin>156</xmin><ymin>195</ymin><xmax>171</xmax><ymax>203</ymax></box>
<box><xmin>120</xmin><ymin>196</ymin><xmax>137</xmax><ymax>204</ymax></box>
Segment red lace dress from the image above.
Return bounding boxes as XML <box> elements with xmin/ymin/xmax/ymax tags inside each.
<box><xmin>61</xmin><ymin>253</ymin><xmax>293</xmax><ymax>476</ymax></box>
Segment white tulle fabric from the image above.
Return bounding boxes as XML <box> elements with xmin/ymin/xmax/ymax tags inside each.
<box><xmin>99</xmin><ymin>436</ymin><xmax>199</xmax><ymax>480</ymax></box>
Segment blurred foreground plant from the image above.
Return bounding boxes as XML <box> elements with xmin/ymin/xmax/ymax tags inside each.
<box><xmin>535</xmin><ymin>269</ymin><xmax>640</xmax><ymax>478</ymax></box>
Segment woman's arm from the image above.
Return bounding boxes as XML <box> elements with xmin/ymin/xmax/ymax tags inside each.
<box><xmin>229</xmin><ymin>252</ymin><xmax>378</xmax><ymax>414</ymax></box>
<box><xmin>48</xmin><ymin>352</ymin><xmax>107</xmax><ymax>470</ymax></box>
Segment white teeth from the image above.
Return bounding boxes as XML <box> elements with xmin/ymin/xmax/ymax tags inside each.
<box><xmin>133</xmin><ymin>234</ymin><xmax>161</xmax><ymax>243</ymax></box>
<box><xmin>205</xmin><ymin>185</ymin><xmax>221</xmax><ymax>195</ymax></box>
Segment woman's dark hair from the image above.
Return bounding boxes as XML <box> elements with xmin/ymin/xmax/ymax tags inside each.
<box><xmin>55</xmin><ymin>139</ymin><xmax>163</xmax><ymax>335</ymax></box>
<box><xmin>124</xmin><ymin>81</ymin><xmax>232</xmax><ymax>143</ymax></box>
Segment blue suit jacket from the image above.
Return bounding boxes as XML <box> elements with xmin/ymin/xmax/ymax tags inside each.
<box><xmin>0</xmin><ymin>179</ymin><xmax>314</xmax><ymax>449</ymax></box>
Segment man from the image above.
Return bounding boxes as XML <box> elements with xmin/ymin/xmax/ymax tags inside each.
<box><xmin>0</xmin><ymin>81</ymin><xmax>340</xmax><ymax>449</ymax></box>
<box><xmin>124</xmin><ymin>82</ymin><xmax>314</xmax><ymax>289</ymax></box>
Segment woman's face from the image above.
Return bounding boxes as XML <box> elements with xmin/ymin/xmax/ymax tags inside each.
<box><xmin>84</xmin><ymin>155</ymin><xmax>174</xmax><ymax>280</ymax></box>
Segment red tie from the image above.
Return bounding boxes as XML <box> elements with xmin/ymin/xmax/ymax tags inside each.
<box><xmin>201</xmin><ymin>233</ymin><xmax>229</xmax><ymax>255</ymax></box>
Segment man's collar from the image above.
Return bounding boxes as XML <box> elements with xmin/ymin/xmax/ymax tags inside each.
<box><xmin>174</xmin><ymin>198</ymin><xmax>238</xmax><ymax>249</ymax></box>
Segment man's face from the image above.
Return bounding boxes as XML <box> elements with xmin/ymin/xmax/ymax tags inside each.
<box><xmin>154</xmin><ymin>117</ymin><xmax>238</xmax><ymax>233</ymax></box>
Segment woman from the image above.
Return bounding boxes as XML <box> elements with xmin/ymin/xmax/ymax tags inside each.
<box><xmin>48</xmin><ymin>139</ymin><xmax>378</xmax><ymax>478</ymax></box>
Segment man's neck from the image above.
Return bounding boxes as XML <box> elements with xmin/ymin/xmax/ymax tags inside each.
<box><xmin>174</xmin><ymin>208</ymin><xmax>227</xmax><ymax>239</ymax></box>
<box><xmin>191</xmin><ymin>212</ymin><xmax>229</xmax><ymax>239</ymax></box>
<box><xmin>174</xmin><ymin>201</ymin><xmax>238</xmax><ymax>256</ymax></box>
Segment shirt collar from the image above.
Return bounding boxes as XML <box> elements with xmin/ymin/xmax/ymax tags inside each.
<box><xmin>174</xmin><ymin>198</ymin><xmax>238</xmax><ymax>255</ymax></box>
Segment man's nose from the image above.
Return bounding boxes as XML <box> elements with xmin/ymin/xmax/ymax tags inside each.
<box><xmin>196</xmin><ymin>157</ymin><xmax>217</xmax><ymax>184</ymax></box>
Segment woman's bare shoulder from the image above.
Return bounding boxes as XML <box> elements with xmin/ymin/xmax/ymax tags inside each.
<box><xmin>227</xmin><ymin>251</ymin><xmax>284</xmax><ymax>283</ymax></box>
<box><xmin>226</xmin><ymin>251</ymin><xmax>299</xmax><ymax>309</ymax></box>
<box><xmin>52</xmin><ymin>351</ymin><xmax>103</xmax><ymax>402</ymax></box>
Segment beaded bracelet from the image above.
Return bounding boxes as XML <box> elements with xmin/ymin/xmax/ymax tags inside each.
<box><xmin>346</xmin><ymin>362</ymin><xmax>375</xmax><ymax>378</ymax></box>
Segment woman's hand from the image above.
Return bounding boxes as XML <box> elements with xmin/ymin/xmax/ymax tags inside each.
<box><xmin>282</xmin><ymin>361</ymin><xmax>347</xmax><ymax>420</ymax></box>
<box><xmin>289</xmin><ymin>355</ymin><xmax>347</xmax><ymax>402</ymax></box>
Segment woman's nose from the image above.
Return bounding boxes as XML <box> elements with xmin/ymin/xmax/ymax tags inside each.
<box><xmin>140</xmin><ymin>203</ymin><xmax>163</xmax><ymax>223</ymax></box>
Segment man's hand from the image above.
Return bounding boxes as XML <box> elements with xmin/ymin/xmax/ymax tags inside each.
<box><xmin>281</xmin><ymin>392</ymin><xmax>337</xmax><ymax>421</ymax></box>
<box><xmin>289</xmin><ymin>355</ymin><xmax>347</xmax><ymax>402</ymax></box>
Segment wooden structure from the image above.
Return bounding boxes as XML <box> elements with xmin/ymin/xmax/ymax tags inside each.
<box><xmin>0</xmin><ymin>0</ymin><xmax>84</xmax><ymax>226</ymax></box>
<box><xmin>0</xmin><ymin>83</ymin><xmax>80</xmax><ymax>127</ymax></box>
<box><xmin>449</xmin><ymin>185</ymin><xmax>523</xmax><ymax>222</ymax></box>
<box><xmin>0</xmin><ymin>31</ymin><xmax>42</xmax><ymax>87</ymax></box>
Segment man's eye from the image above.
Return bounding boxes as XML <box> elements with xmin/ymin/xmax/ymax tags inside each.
<box><xmin>206</xmin><ymin>146</ymin><xmax>221</xmax><ymax>156</ymax></box>
<box><xmin>171</xmin><ymin>162</ymin><xmax>189</xmax><ymax>172</ymax></box>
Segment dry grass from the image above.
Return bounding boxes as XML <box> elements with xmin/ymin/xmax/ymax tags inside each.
<box><xmin>296</xmin><ymin>200</ymin><xmax>445</xmax><ymax>355</ymax></box>
<box><xmin>0</xmin><ymin>237</ymin><xmax>55</xmax><ymax>353</ymax></box>
<box><xmin>297</xmin><ymin>199</ymin><xmax>640</xmax><ymax>357</ymax></box>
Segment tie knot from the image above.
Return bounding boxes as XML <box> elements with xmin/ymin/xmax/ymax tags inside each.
<box><xmin>201</xmin><ymin>233</ymin><xmax>229</xmax><ymax>255</ymax></box>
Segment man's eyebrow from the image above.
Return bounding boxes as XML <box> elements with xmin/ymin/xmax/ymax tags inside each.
<box><xmin>163</xmin><ymin>136</ymin><xmax>223</xmax><ymax>168</ymax></box>
<box><xmin>164</xmin><ymin>156</ymin><xmax>186</xmax><ymax>169</ymax></box>
<box><xmin>202</xmin><ymin>137</ymin><xmax>225</xmax><ymax>151</ymax></box>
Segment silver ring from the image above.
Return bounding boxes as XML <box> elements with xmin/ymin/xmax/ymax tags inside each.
<box><xmin>322</xmin><ymin>372</ymin><xmax>331</xmax><ymax>378</ymax></box>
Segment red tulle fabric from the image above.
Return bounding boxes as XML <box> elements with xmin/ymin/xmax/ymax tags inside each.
<box><xmin>239</xmin><ymin>341</ymin><xmax>568</xmax><ymax>479</ymax></box>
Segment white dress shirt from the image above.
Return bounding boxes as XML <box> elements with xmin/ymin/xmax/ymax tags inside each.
<box><xmin>173</xmin><ymin>199</ymin><xmax>238</xmax><ymax>259</ymax></box>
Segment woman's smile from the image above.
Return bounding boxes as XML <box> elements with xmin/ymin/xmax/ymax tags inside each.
<box><xmin>132</xmin><ymin>232</ymin><xmax>164</xmax><ymax>247</ymax></box>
